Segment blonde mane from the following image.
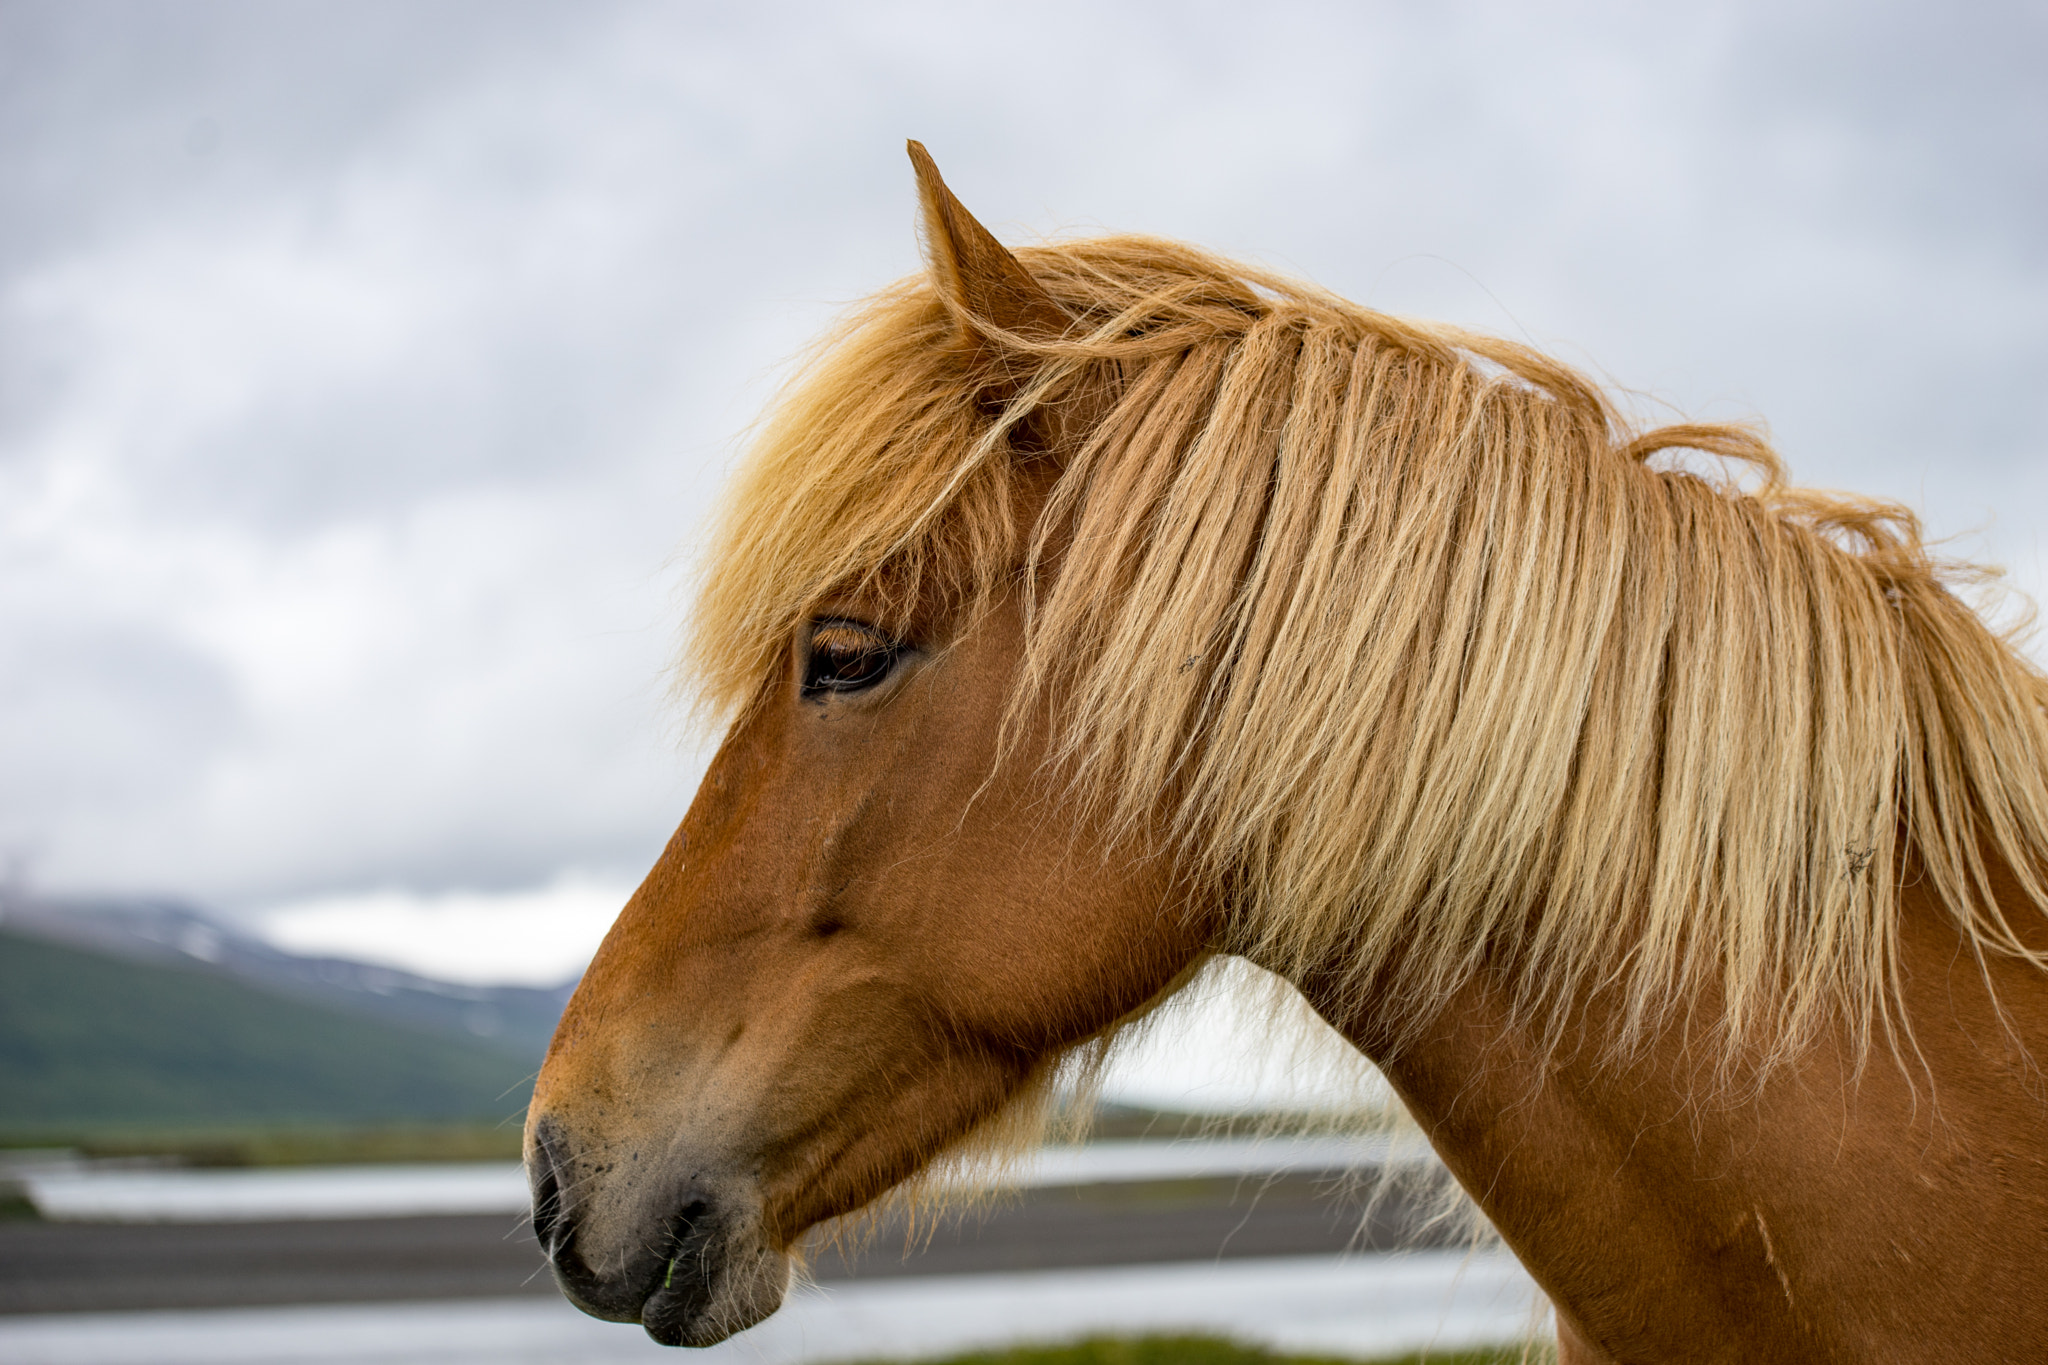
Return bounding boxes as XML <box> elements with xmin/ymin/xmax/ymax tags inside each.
<box><xmin>689</xmin><ymin>233</ymin><xmax>2048</xmax><ymax>1069</ymax></box>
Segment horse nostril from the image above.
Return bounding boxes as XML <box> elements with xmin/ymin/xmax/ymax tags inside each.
<box><xmin>532</xmin><ymin>1161</ymin><xmax>564</xmax><ymax>1251</ymax></box>
<box><xmin>529</xmin><ymin>1117</ymin><xmax>572</xmax><ymax>1254</ymax></box>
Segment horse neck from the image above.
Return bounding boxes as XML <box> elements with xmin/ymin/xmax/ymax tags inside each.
<box><xmin>1293</xmin><ymin>863</ymin><xmax>2048</xmax><ymax>1363</ymax></box>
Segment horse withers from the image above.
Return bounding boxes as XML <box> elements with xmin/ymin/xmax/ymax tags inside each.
<box><xmin>526</xmin><ymin>145</ymin><xmax>2048</xmax><ymax>1360</ymax></box>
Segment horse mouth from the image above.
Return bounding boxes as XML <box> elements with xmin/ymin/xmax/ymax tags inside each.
<box><xmin>524</xmin><ymin>1129</ymin><xmax>786</xmax><ymax>1350</ymax></box>
<box><xmin>650</xmin><ymin>1224</ymin><xmax>789</xmax><ymax>1345</ymax></box>
<box><xmin>541</xmin><ymin>1190</ymin><xmax>788</xmax><ymax>1346</ymax></box>
<box><xmin>639</xmin><ymin>1200</ymin><xmax>769</xmax><ymax>1347</ymax></box>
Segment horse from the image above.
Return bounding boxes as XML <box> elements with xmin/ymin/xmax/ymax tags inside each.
<box><xmin>526</xmin><ymin>143</ymin><xmax>2048</xmax><ymax>1361</ymax></box>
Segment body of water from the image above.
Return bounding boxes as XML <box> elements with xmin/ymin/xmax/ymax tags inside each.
<box><xmin>18</xmin><ymin>1137</ymin><xmax>1428</xmax><ymax>1222</ymax></box>
<box><xmin>0</xmin><ymin>1250</ymin><xmax>1544</xmax><ymax>1364</ymax></box>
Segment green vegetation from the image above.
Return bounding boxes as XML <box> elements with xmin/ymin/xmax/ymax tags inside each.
<box><xmin>847</xmin><ymin>1338</ymin><xmax>1532</xmax><ymax>1365</ymax></box>
<box><xmin>0</xmin><ymin>1120</ymin><xmax>527</xmax><ymax>1166</ymax></box>
<box><xmin>0</xmin><ymin>930</ymin><xmax>535</xmax><ymax>1132</ymax></box>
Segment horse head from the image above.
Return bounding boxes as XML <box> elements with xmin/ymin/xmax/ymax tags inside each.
<box><xmin>523</xmin><ymin>147</ymin><xmax>1211</xmax><ymax>1346</ymax></box>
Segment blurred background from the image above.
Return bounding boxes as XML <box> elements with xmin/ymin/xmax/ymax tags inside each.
<box><xmin>1</xmin><ymin>2</ymin><xmax>2043</xmax><ymax>1362</ymax></box>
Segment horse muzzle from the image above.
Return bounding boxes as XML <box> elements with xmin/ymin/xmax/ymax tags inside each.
<box><xmin>527</xmin><ymin>1116</ymin><xmax>789</xmax><ymax>1346</ymax></box>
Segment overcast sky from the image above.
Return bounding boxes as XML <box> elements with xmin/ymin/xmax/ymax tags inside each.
<box><xmin>3</xmin><ymin>1</ymin><xmax>2045</xmax><ymax>988</ymax></box>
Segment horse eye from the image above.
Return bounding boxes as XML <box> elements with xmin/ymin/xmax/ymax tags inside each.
<box><xmin>802</xmin><ymin>620</ymin><xmax>901</xmax><ymax>696</ymax></box>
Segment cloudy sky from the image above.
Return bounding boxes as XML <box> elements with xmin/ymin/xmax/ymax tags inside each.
<box><xmin>4</xmin><ymin>1</ymin><xmax>2045</xmax><ymax>996</ymax></box>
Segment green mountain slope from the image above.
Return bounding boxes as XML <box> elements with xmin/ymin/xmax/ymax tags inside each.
<box><xmin>0</xmin><ymin>930</ymin><xmax>535</xmax><ymax>1129</ymax></box>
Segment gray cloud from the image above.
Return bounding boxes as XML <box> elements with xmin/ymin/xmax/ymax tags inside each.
<box><xmin>2</xmin><ymin>0</ymin><xmax>2042</xmax><ymax>916</ymax></box>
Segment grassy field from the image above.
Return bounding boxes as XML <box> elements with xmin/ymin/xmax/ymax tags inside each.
<box><xmin>847</xmin><ymin>1338</ymin><xmax>1535</xmax><ymax>1365</ymax></box>
<box><xmin>0</xmin><ymin>1119</ymin><xmax>527</xmax><ymax>1167</ymax></box>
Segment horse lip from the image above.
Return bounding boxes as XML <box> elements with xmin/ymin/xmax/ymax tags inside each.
<box><xmin>539</xmin><ymin>1230</ymin><xmax>649</xmax><ymax>1325</ymax></box>
<box><xmin>537</xmin><ymin>1196</ymin><xmax>722</xmax><ymax>1331</ymax></box>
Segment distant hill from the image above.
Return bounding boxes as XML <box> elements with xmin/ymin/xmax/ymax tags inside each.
<box><xmin>0</xmin><ymin>895</ymin><xmax>573</xmax><ymax>1060</ymax></box>
<box><xmin>0</xmin><ymin>929</ymin><xmax>540</xmax><ymax>1131</ymax></box>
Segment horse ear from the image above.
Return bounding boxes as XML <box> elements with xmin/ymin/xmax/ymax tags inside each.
<box><xmin>908</xmin><ymin>141</ymin><xmax>1072</xmax><ymax>358</ymax></box>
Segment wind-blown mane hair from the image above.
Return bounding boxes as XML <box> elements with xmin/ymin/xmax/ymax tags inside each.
<box><xmin>689</xmin><ymin>234</ymin><xmax>2048</xmax><ymax>1069</ymax></box>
